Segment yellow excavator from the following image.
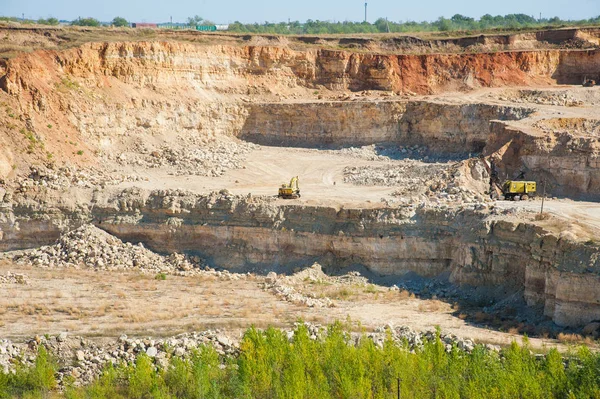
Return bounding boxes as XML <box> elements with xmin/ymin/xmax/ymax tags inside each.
<box><xmin>278</xmin><ymin>176</ymin><xmax>300</xmax><ymax>199</ymax></box>
<box><xmin>502</xmin><ymin>180</ymin><xmax>536</xmax><ymax>201</ymax></box>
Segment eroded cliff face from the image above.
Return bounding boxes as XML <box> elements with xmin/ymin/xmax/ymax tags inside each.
<box><xmin>1</xmin><ymin>189</ymin><xmax>599</xmax><ymax>327</ymax></box>
<box><xmin>239</xmin><ymin>101</ymin><xmax>536</xmax><ymax>150</ymax></box>
<box><xmin>4</xmin><ymin>43</ymin><xmax>599</xmax><ymax>99</ymax></box>
<box><xmin>397</xmin><ymin>102</ymin><xmax>535</xmax><ymax>153</ymax></box>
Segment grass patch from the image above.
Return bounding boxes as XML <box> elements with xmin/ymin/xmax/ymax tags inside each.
<box><xmin>58</xmin><ymin>76</ymin><xmax>80</xmax><ymax>91</ymax></box>
<box><xmin>20</xmin><ymin>128</ymin><xmax>44</xmax><ymax>154</ymax></box>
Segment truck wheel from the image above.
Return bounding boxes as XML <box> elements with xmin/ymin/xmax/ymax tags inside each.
<box><xmin>514</xmin><ymin>195</ymin><xmax>521</xmax><ymax>201</ymax></box>
<box><xmin>521</xmin><ymin>195</ymin><xmax>529</xmax><ymax>201</ymax></box>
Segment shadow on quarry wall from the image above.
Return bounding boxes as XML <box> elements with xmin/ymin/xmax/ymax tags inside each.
<box><xmin>553</xmin><ymin>50</ymin><xmax>600</xmax><ymax>85</ymax></box>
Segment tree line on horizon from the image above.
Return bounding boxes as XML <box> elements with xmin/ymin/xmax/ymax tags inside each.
<box><xmin>229</xmin><ymin>13</ymin><xmax>600</xmax><ymax>34</ymax></box>
<box><xmin>1</xmin><ymin>13</ymin><xmax>599</xmax><ymax>33</ymax></box>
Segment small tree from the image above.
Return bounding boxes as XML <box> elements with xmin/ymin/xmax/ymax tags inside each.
<box><xmin>38</xmin><ymin>17</ymin><xmax>59</xmax><ymax>26</ymax></box>
<box><xmin>72</xmin><ymin>17</ymin><xmax>101</xmax><ymax>27</ymax></box>
<box><xmin>436</xmin><ymin>17</ymin><xmax>453</xmax><ymax>31</ymax></box>
<box><xmin>187</xmin><ymin>15</ymin><xmax>203</xmax><ymax>26</ymax></box>
<box><xmin>111</xmin><ymin>16</ymin><xmax>129</xmax><ymax>27</ymax></box>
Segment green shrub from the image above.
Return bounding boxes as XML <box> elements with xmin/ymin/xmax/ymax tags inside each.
<box><xmin>4</xmin><ymin>323</ymin><xmax>600</xmax><ymax>398</ymax></box>
<box><xmin>0</xmin><ymin>345</ymin><xmax>57</xmax><ymax>398</ymax></box>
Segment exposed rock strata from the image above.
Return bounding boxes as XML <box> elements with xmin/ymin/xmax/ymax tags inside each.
<box><xmin>1</xmin><ymin>190</ymin><xmax>599</xmax><ymax>327</ymax></box>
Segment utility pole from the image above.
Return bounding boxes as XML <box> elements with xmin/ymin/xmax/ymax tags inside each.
<box><xmin>364</xmin><ymin>2</ymin><xmax>368</xmax><ymax>23</ymax></box>
<box><xmin>22</xmin><ymin>13</ymin><xmax>24</xmax><ymax>21</ymax></box>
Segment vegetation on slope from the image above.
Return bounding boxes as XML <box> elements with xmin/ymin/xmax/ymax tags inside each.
<box><xmin>1</xmin><ymin>323</ymin><xmax>599</xmax><ymax>398</ymax></box>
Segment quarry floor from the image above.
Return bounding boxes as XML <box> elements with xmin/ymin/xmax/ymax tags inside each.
<box><xmin>117</xmin><ymin>144</ymin><xmax>600</xmax><ymax>234</ymax></box>
<box><xmin>0</xmin><ymin>260</ymin><xmax>576</xmax><ymax>351</ymax></box>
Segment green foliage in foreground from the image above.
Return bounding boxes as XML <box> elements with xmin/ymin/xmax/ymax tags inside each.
<box><xmin>2</xmin><ymin>323</ymin><xmax>600</xmax><ymax>398</ymax></box>
<box><xmin>0</xmin><ymin>346</ymin><xmax>57</xmax><ymax>398</ymax></box>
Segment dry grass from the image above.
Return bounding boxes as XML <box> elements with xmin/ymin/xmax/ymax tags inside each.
<box><xmin>0</xmin><ymin>260</ymin><xmax>326</xmax><ymax>337</ymax></box>
<box><xmin>557</xmin><ymin>332</ymin><xmax>593</xmax><ymax>344</ymax></box>
<box><xmin>417</xmin><ymin>300</ymin><xmax>447</xmax><ymax>313</ymax></box>
<box><xmin>534</xmin><ymin>212</ymin><xmax>551</xmax><ymax>221</ymax></box>
<box><xmin>0</xmin><ymin>261</ymin><xmax>594</xmax><ymax>352</ymax></box>
<box><xmin>397</xmin><ymin>290</ymin><xmax>416</xmax><ymax>300</ymax></box>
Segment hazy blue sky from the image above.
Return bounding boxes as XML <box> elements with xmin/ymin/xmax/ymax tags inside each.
<box><xmin>2</xmin><ymin>0</ymin><xmax>599</xmax><ymax>24</ymax></box>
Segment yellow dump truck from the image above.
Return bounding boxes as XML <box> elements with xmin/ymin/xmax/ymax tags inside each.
<box><xmin>502</xmin><ymin>181</ymin><xmax>536</xmax><ymax>200</ymax></box>
<box><xmin>278</xmin><ymin>176</ymin><xmax>300</xmax><ymax>199</ymax></box>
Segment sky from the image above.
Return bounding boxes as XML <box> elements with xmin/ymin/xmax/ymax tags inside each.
<box><xmin>2</xmin><ymin>0</ymin><xmax>599</xmax><ymax>24</ymax></box>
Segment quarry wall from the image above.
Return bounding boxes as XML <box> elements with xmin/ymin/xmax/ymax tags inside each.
<box><xmin>1</xmin><ymin>190</ymin><xmax>599</xmax><ymax>327</ymax></box>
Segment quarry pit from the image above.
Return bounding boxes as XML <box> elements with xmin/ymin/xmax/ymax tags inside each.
<box><xmin>0</xmin><ymin>25</ymin><xmax>600</xmax><ymax>361</ymax></box>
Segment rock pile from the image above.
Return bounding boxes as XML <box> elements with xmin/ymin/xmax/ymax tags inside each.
<box><xmin>0</xmin><ymin>271</ymin><xmax>28</xmax><ymax>284</ymax></box>
<box><xmin>328</xmin><ymin>144</ymin><xmax>448</xmax><ymax>162</ymax></box>
<box><xmin>367</xmin><ymin>325</ymin><xmax>500</xmax><ymax>354</ymax></box>
<box><xmin>263</xmin><ymin>271</ymin><xmax>334</xmax><ymax>308</ymax></box>
<box><xmin>1</xmin><ymin>331</ymin><xmax>239</xmax><ymax>387</ymax></box>
<box><xmin>112</xmin><ymin>137</ymin><xmax>257</xmax><ymax>177</ymax></box>
<box><xmin>344</xmin><ymin>160</ymin><xmax>451</xmax><ymax>188</ymax></box>
<box><xmin>497</xmin><ymin>90</ymin><xmax>585</xmax><ymax>107</ymax></box>
<box><xmin>289</xmin><ymin>263</ymin><xmax>369</xmax><ymax>287</ymax></box>
<box><xmin>345</xmin><ymin>158</ymin><xmax>490</xmax><ymax>205</ymax></box>
<box><xmin>262</xmin><ymin>264</ymin><xmax>373</xmax><ymax>308</ymax></box>
<box><xmin>18</xmin><ymin>166</ymin><xmax>145</xmax><ymax>193</ymax></box>
<box><xmin>0</xmin><ymin>339</ymin><xmax>23</xmax><ymax>374</ymax></box>
<box><xmin>12</xmin><ymin>224</ymin><xmax>204</xmax><ymax>275</ymax></box>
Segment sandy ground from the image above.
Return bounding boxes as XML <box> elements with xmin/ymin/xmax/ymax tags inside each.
<box><xmin>0</xmin><ymin>261</ymin><xmax>573</xmax><ymax>351</ymax></box>
<box><xmin>114</xmin><ymin>143</ymin><xmax>600</xmax><ymax>235</ymax></box>
<box><xmin>117</xmin><ymin>146</ymin><xmax>399</xmax><ymax>207</ymax></box>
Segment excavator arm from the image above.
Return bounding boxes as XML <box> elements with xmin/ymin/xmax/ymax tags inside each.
<box><xmin>289</xmin><ymin>176</ymin><xmax>299</xmax><ymax>191</ymax></box>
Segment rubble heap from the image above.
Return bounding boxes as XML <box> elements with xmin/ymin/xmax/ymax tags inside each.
<box><xmin>12</xmin><ymin>224</ymin><xmax>204</xmax><ymax>275</ymax></box>
<box><xmin>111</xmin><ymin>137</ymin><xmax>257</xmax><ymax>177</ymax></box>
<box><xmin>0</xmin><ymin>272</ymin><xmax>28</xmax><ymax>285</ymax></box>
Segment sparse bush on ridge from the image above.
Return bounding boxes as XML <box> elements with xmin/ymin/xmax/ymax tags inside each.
<box><xmin>1</xmin><ymin>323</ymin><xmax>599</xmax><ymax>398</ymax></box>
